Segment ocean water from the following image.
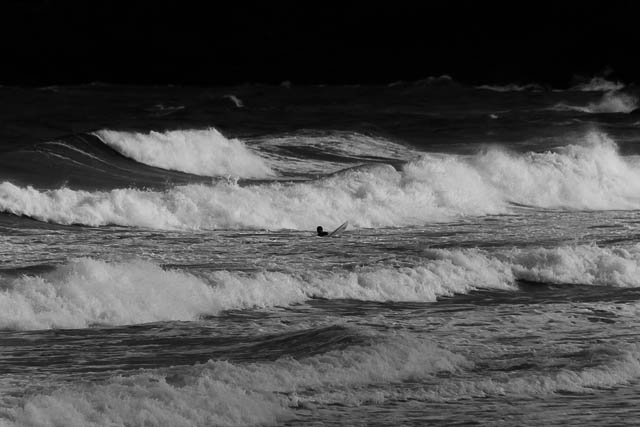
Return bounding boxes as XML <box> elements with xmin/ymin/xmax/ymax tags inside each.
<box><xmin>2</xmin><ymin>78</ymin><xmax>640</xmax><ymax>426</ymax></box>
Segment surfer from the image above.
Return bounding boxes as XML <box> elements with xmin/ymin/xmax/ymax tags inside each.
<box><xmin>316</xmin><ymin>226</ymin><xmax>329</xmax><ymax>236</ymax></box>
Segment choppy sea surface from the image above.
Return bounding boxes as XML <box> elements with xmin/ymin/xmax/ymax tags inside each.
<box><xmin>2</xmin><ymin>77</ymin><xmax>640</xmax><ymax>426</ymax></box>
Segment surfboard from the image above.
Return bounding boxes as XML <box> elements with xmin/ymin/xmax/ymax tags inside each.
<box><xmin>328</xmin><ymin>221</ymin><xmax>349</xmax><ymax>237</ymax></box>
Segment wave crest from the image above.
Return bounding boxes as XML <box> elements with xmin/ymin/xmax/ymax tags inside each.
<box><xmin>95</xmin><ymin>128</ymin><xmax>275</xmax><ymax>178</ymax></box>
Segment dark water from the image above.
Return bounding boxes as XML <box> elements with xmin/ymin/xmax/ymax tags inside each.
<box><xmin>2</xmin><ymin>79</ymin><xmax>640</xmax><ymax>426</ymax></box>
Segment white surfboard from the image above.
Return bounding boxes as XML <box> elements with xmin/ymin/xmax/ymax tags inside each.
<box><xmin>328</xmin><ymin>221</ymin><xmax>349</xmax><ymax>237</ymax></box>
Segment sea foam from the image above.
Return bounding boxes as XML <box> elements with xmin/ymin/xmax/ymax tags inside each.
<box><xmin>94</xmin><ymin>128</ymin><xmax>275</xmax><ymax>178</ymax></box>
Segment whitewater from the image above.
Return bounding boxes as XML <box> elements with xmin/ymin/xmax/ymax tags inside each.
<box><xmin>2</xmin><ymin>79</ymin><xmax>640</xmax><ymax>426</ymax></box>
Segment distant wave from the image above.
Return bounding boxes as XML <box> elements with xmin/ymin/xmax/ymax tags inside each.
<box><xmin>223</xmin><ymin>94</ymin><xmax>244</xmax><ymax>108</ymax></box>
<box><xmin>3</xmin><ymin>243</ymin><xmax>640</xmax><ymax>330</ymax></box>
<box><xmin>571</xmin><ymin>76</ymin><xmax>625</xmax><ymax>92</ymax></box>
<box><xmin>2</xmin><ymin>132</ymin><xmax>640</xmax><ymax>230</ymax></box>
<box><xmin>94</xmin><ymin>128</ymin><xmax>275</xmax><ymax>178</ymax></box>
<box><xmin>412</xmin><ymin>74</ymin><xmax>454</xmax><ymax>86</ymax></box>
<box><xmin>476</xmin><ymin>83</ymin><xmax>543</xmax><ymax>92</ymax></box>
<box><xmin>552</xmin><ymin>91</ymin><xmax>638</xmax><ymax>113</ymax></box>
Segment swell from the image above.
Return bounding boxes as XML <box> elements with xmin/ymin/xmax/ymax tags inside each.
<box><xmin>0</xmin><ymin>133</ymin><xmax>211</xmax><ymax>191</ymax></box>
<box><xmin>3</xmin><ymin>244</ymin><xmax>640</xmax><ymax>330</ymax></box>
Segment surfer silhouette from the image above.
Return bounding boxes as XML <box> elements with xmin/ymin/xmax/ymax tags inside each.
<box><xmin>316</xmin><ymin>226</ymin><xmax>329</xmax><ymax>236</ymax></box>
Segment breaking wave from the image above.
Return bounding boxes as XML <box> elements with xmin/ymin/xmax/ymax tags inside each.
<box><xmin>2</xmin><ymin>131</ymin><xmax>639</xmax><ymax>230</ymax></box>
<box><xmin>3</xmin><ymin>243</ymin><xmax>640</xmax><ymax>330</ymax></box>
<box><xmin>94</xmin><ymin>128</ymin><xmax>275</xmax><ymax>178</ymax></box>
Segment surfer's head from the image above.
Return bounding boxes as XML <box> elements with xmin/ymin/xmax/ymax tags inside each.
<box><xmin>317</xmin><ymin>226</ymin><xmax>323</xmax><ymax>233</ymax></box>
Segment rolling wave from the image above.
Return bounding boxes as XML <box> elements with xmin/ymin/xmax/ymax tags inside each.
<box><xmin>94</xmin><ymin>128</ymin><xmax>275</xmax><ymax>178</ymax></box>
<box><xmin>2</xmin><ymin>132</ymin><xmax>640</xmax><ymax>230</ymax></box>
<box><xmin>2</xmin><ymin>243</ymin><xmax>640</xmax><ymax>330</ymax></box>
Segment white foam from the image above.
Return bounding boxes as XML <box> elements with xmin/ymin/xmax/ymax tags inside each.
<box><xmin>465</xmin><ymin>132</ymin><xmax>640</xmax><ymax>209</ymax></box>
<box><xmin>4</xmin><ymin>132</ymin><xmax>640</xmax><ymax>230</ymax></box>
<box><xmin>4</xmin><ymin>334</ymin><xmax>468</xmax><ymax>426</ymax></box>
<box><xmin>553</xmin><ymin>91</ymin><xmax>638</xmax><ymax>113</ymax></box>
<box><xmin>0</xmin><ymin>165</ymin><xmax>498</xmax><ymax>230</ymax></box>
<box><xmin>94</xmin><ymin>128</ymin><xmax>275</xmax><ymax>178</ymax></box>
